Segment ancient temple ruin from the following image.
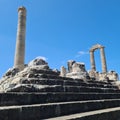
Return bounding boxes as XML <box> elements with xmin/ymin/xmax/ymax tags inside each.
<box><xmin>89</xmin><ymin>44</ymin><xmax>107</xmax><ymax>73</ymax></box>
<box><xmin>59</xmin><ymin>44</ymin><xmax>118</xmax><ymax>81</ymax></box>
<box><xmin>88</xmin><ymin>44</ymin><xmax>118</xmax><ymax>81</ymax></box>
<box><xmin>0</xmin><ymin>6</ymin><xmax>120</xmax><ymax>120</ymax></box>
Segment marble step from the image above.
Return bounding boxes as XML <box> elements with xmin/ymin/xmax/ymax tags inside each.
<box><xmin>21</xmin><ymin>78</ymin><xmax>118</xmax><ymax>89</ymax></box>
<box><xmin>0</xmin><ymin>99</ymin><xmax>120</xmax><ymax>120</ymax></box>
<box><xmin>28</xmin><ymin>73</ymin><xmax>114</xmax><ymax>86</ymax></box>
<box><xmin>8</xmin><ymin>84</ymin><xmax>120</xmax><ymax>93</ymax></box>
<box><xmin>47</xmin><ymin>107</ymin><xmax>120</xmax><ymax>120</ymax></box>
<box><xmin>1</xmin><ymin>92</ymin><xmax>120</xmax><ymax>106</ymax></box>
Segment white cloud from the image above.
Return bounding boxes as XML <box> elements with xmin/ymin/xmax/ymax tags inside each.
<box><xmin>36</xmin><ymin>56</ymin><xmax>48</xmax><ymax>61</ymax></box>
<box><xmin>78</xmin><ymin>51</ymin><xmax>89</xmax><ymax>55</ymax></box>
<box><xmin>75</xmin><ymin>51</ymin><xmax>89</xmax><ymax>58</ymax></box>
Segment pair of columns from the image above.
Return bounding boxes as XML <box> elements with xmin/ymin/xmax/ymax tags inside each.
<box><xmin>90</xmin><ymin>46</ymin><xmax>107</xmax><ymax>73</ymax></box>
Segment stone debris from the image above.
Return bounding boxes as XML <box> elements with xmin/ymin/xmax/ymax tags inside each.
<box><xmin>89</xmin><ymin>70</ymin><xmax>119</xmax><ymax>81</ymax></box>
<box><xmin>28</xmin><ymin>58</ymin><xmax>48</xmax><ymax>66</ymax></box>
<box><xmin>3</xmin><ymin>68</ymin><xmax>19</xmax><ymax>77</ymax></box>
<box><xmin>62</xmin><ymin>61</ymin><xmax>89</xmax><ymax>79</ymax></box>
<box><xmin>0</xmin><ymin>58</ymin><xmax>58</xmax><ymax>92</ymax></box>
<box><xmin>67</xmin><ymin>60</ymin><xmax>75</xmax><ymax>73</ymax></box>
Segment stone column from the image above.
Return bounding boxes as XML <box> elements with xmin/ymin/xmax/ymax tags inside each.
<box><xmin>14</xmin><ymin>6</ymin><xmax>26</xmax><ymax>70</ymax></box>
<box><xmin>90</xmin><ymin>50</ymin><xmax>96</xmax><ymax>71</ymax></box>
<box><xmin>100</xmin><ymin>46</ymin><xmax>107</xmax><ymax>73</ymax></box>
<box><xmin>60</xmin><ymin>66</ymin><xmax>66</xmax><ymax>77</ymax></box>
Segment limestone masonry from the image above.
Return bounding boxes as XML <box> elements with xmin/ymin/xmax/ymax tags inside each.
<box><xmin>0</xmin><ymin>6</ymin><xmax>120</xmax><ymax>120</ymax></box>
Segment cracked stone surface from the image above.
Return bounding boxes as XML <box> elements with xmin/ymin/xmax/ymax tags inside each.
<box><xmin>0</xmin><ymin>58</ymin><xmax>59</xmax><ymax>92</ymax></box>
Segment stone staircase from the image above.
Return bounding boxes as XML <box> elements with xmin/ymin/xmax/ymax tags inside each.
<box><xmin>46</xmin><ymin>107</ymin><xmax>120</xmax><ymax>120</ymax></box>
<box><xmin>0</xmin><ymin>60</ymin><xmax>120</xmax><ymax>120</ymax></box>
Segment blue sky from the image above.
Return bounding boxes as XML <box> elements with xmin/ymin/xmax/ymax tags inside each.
<box><xmin>0</xmin><ymin>0</ymin><xmax>120</xmax><ymax>77</ymax></box>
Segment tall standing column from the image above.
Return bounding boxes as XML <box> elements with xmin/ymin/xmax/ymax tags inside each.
<box><xmin>90</xmin><ymin>50</ymin><xmax>96</xmax><ymax>71</ymax></box>
<box><xmin>100</xmin><ymin>46</ymin><xmax>107</xmax><ymax>73</ymax></box>
<box><xmin>14</xmin><ymin>6</ymin><xmax>26</xmax><ymax>70</ymax></box>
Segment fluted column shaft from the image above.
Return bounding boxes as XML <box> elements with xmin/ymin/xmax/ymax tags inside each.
<box><xmin>14</xmin><ymin>7</ymin><xmax>26</xmax><ymax>70</ymax></box>
<box><xmin>100</xmin><ymin>47</ymin><xmax>107</xmax><ymax>73</ymax></box>
<box><xmin>90</xmin><ymin>50</ymin><xmax>96</xmax><ymax>71</ymax></box>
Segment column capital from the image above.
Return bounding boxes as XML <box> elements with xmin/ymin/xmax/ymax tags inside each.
<box><xmin>100</xmin><ymin>46</ymin><xmax>105</xmax><ymax>49</ymax></box>
<box><xmin>18</xmin><ymin>6</ymin><xmax>26</xmax><ymax>16</ymax></box>
<box><xmin>18</xmin><ymin>6</ymin><xmax>26</xmax><ymax>12</ymax></box>
<box><xmin>89</xmin><ymin>49</ymin><xmax>94</xmax><ymax>52</ymax></box>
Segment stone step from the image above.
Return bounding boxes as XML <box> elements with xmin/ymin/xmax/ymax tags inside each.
<box><xmin>7</xmin><ymin>84</ymin><xmax>119</xmax><ymax>93</ymax></box>
<box><xmin>1</xmin><ymin>92</ymin><xmax>120</xmax><ymax>106</ymax></box>
<box><xmin>8</xmin><ymin>84</ymin><xmax>120</xmax><ymax>93</ymax></box>
<box><xmin>28</xmin><ymin>73</ymin><xmax>114</xmax><ymax>86</ymax></box>
<box><xmin>64</xmin><ymin>86</ymin><xmax>119</xmax><ymax>93</ymax></box>
<box><xmin>47</xmin><ymin>107</ymin><xmax>120</xmax><ymax>120</ymax></box>
<box><xmin>0</xmin><ymin>99</ymin><xmax>120</xmax><ymax>120</ymax></box>
<box><xmin>64</xmin><ymin>81</ymin><xmax>117</xmax><ymax>89</ymax></box>
<box><xmin>22</xmin><ymin>78</ymin><xmax>118</xmax><ymax>89</ymax></box>
<box><xmin>86</xmin><ymin>80</ymin><xmax>112</xmax><ymax>85</ymax></box>
<box><xmin>27</xmin><ymin>69</ymin><xmax>59</xmax><ymax>76</ymax></box>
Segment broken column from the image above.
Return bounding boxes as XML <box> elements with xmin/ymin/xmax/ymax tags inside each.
<box><xmin>66</xmin><ymin>62</ymin><xmax>89</xmax><ymax>79</ymax></box>
<box><xmin>60</xmin><ymin>66</ymin><xmax>66</xmax><ymax>77</ymax></box>
<box><xmin>67</xmin><ymin>60</ymin><xmax>75</xmax><ymax>73</ymax></box>
<box><xmin>14</xmin><ymin>6</ymin><xmax>26</xmax><ymax>70</ymax></box>
<box><xmin>100</xmin><ymin>46</ymin><xmax>107</xmax><ymax>73</ymax></box>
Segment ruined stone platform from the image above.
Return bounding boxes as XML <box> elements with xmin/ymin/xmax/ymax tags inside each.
<box><xmin>1</xmin><ymin>5</ymin><xmax>120</xmax><ymax>119</ymax></box>
<box><xmin>0</xmin><ymin>58</ymin><xmax>120</xmax><ymax>120</ymax></box>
